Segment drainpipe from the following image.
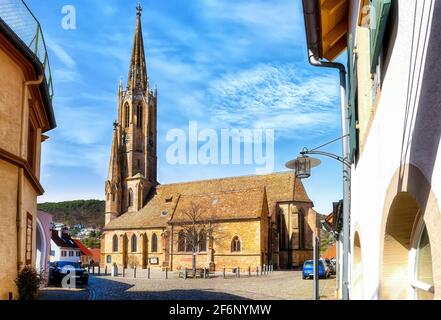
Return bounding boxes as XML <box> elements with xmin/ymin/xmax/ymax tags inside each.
<box><xmin>17</xmin><ymin>74</ymin><xmax>44</xmax><ymax>271</ymax></box>
<box><xmin>307</xmin><ymin>50</ymin><xmax>351</xmax><ymax>300</ymax></box>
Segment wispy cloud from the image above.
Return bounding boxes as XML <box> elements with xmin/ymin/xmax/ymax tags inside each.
<box><xmin>206</xmin><ymin>63</ymin><xmax>340</xmax><ymax>138</ymax></box>
<box><xmin>45</xmin><ymin>36</ymin><xmax>76</xmax><ymax>68</ymax></box>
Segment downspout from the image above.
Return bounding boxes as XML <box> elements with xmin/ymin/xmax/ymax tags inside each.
<box><xmin>17</xmin><ymin>74</ymin><xmax>44</xmax><ymax>271</ymax></box>
<box><xmin>307</xmin><ymin>50</ymin><xmax>351</xmax><ymax>300</ymax></box>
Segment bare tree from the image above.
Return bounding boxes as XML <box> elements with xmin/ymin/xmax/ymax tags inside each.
<box><xmin>172</xmin><ymin>201</ymin><xmax>226</xmax><ymax>273</ymax></box>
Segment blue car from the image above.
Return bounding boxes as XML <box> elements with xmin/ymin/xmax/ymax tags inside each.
<box><xmin>302</xmin><ymin>260</ymin><xmax>329</xmax><ymax>279</ymax></box>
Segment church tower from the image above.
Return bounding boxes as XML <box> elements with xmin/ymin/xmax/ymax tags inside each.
<box><xmin>105</xmin><ymin>4</ymin><xmax>157</xmax><ymax>225</ymax></box>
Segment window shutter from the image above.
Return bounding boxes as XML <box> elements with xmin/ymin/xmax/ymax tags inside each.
<box><xmin>370</xmin><ymin>0</ymin><xmax>391</xmax><ymax>72</ymax></box>
<box><xmin>348</xmin><ymin>33</ymin><xmax>358</xmax><ymax>162</ymax></box>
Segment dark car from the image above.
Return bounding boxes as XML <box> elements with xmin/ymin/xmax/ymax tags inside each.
<box><xmin>49</xmin><ymin>261</ymin><xmax>89</xmax><ymax>285</ymax></box>
<box><xmin>302</xmin><ymin>260</ymin><xmax>329</xmax><ymax>279</ymax></box>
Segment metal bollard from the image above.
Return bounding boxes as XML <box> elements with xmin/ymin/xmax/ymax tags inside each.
<box><xmin>148</xmin><ymin>267</ymin><xmax>151</xmax><ymax>279</ymax></box>
<box><xmin>237</xmin><ymin>267</ymin><xmax>240</xmax><ymax>278</ymax></box>
<box><xmin>203</xmin><ymin>268</ymin><xmax>207</xmax><ymax>279</ymax></box>
<box><xmin>105</xmin><ymin>266</ymin><xmax>107</xmax><ymax>276</ymax></box>
<box><xmin>98</xmin><ymin>266</ymin><xmax>100</xmax><ymax>276</ymax></box>
<box><xmin>184</xmin><ymin>268</ymin><xmax>187</xmax><ymax>280</ymax></box>
<box><xmin>256</xmin><ymin>266</ymin><xmax>259</xmax><ymax>276</ymax></box>
<box><xmin>123</xmin><ymin>267</ymin><xmax>125</xmax><ymax>277</ymax></box>
<box><xmin>134</xmin><ymin>267</ymin><xmax>137</xmax><ymax>278</ymax></box>
<box><xmin>223</xmin><ymin>266</ymin><xmax>226</xmax><ymax>279</ymax></box>
<box><xmin>165</xmin><ymin>267</ymin><xmax>168</xmax><ymax>279</ymax></box>
<box><xmin>263</xmin><ymin>264</ymin><xmax>266</xmax><ymax>275</ymax></box>
<box><xmin>248</xmin><ymin>266</ymin><xmax>251</xmax><ymax>277</ymax></box>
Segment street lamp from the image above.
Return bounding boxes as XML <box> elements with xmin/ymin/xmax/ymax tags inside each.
<box><xmin>286</xmin><ymin>137</ymin><xmax>351</xmax><ymax>300</ymax></box>
<box><xmin>285</xmin><ymin>154</ymin><xmax>321</xmax><ymax>179</ymax></box>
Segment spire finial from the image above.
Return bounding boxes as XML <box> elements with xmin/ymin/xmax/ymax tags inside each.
<box><xmin>136</xmin><ymin>3</ymin><xmax>142</xmax><ymax>16</ymax></box>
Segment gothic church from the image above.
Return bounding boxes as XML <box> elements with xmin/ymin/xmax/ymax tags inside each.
<box><xmin>101</xmin><ymin>5</ymin><xmax>317</xmax><ymax>271</ymax></box>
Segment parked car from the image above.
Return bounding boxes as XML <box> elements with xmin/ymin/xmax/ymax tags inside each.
<box><xmin>324</xmin><ymin>258</ymin><xmax>335</xmax><ymax>275</ymax></box>
<box><xmin>302</xmin><ymin>260</ymin><xmax>329</xmax><ymax>279</ymax></box>
<box><xmin>49</xmin><ymin>261</ymin><xmax>89</xmax><ymax>285</ymax></box>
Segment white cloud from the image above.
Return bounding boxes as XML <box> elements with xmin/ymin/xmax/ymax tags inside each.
<box><xmin>45</xmin><ymin>36</ymin><xmax>76</xmax><ymax>69</ymax></box>
<box><xmin>206</xmin><ymin>63</ymin><xmax>341</xmax><ymax>138</ymax></box>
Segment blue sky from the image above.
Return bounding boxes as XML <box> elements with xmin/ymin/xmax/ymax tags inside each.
<box><xmin>29</xmin><ymin>0</ymin><xmax>344</xmax><ymax>214</ymax></box>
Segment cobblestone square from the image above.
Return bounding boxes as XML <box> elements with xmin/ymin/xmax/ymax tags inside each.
<box><xmin>39</xmin><ymin>270</ymin><xmax>337</xmax><ymax>300</ymax></box>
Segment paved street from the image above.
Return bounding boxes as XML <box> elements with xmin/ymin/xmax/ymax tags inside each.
<box><xmin>39</xmin><ymin>270</ymin><xmax>336</xmax><ymax>300</ymax></box>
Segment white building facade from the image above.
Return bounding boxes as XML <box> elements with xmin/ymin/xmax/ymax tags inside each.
<box><xmin>301</xmin><ymin>0</ymin><xmax>440</xmax><ymax>300</ymax></box>
<box><xmin>50</xmin><ymin>229</ymin><xmax>81</xmax><ymax>263</ymax></box>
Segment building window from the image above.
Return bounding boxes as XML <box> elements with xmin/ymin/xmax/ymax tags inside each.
<box><xmin>112</xmin><ymin>235</ymin><xmax>118</xmax><ymax>252</ymax></box>
<box><xmin>106</xmin><ymin>255</ymin><xmax>112</xmax><ymax>263</ymax></box>
<box><xmin>136</xmin><ymin>104</ymin><xmax>143</xmax><ymax>128</ymax></box>
<box><xmin>27</xmin><ymin>120</ymin><xmax>37</xmax><ymax>171</ymax></box>
<box><xmin>199</xmin><ymin>230</ymin><xmax>207</xmax><ymax>252</ymax></box>
<box><xmin>69</xmin><ymin>251</ymin><xmax>74</xmax><ymax>257</ymax></box>
<box><xmin>125</xmin><ymin>103</ymin><xmax>130</xmax><ymax>127</ymax></box>
<box><xmin>151</xmin><ymin>233</ymin><xmax>158</xmax><ymax>252</ymax></box>
<box><xmin>131</xmin><ymin>234</ymin><xmax>137</xmax><ymax>252</ymax></box>
<box><xmin>231</xmin><ymin>236</ymin><xmax>241</xmax><ymax>252</ymax></box>
<box><xmin>298</xmin><ymin>210</ymin><xmax>306</xmax><ymax>250</ymax></box>
<box><xmin>76</xmin><ymin>251</ymin><xmax>81</xmax><ymax>257</ymax></box>
<box><xmin>178</xmin><ymin>230</ymin><xmax>186</xmax><ymax>252</ymax></box>
<box><xmin>128</xmin><ymin>189</ymin><xmax>134</xmax><ymax>207</ymax></box>
<box><xmin>61</xmin><ymin>251</ymin><xmax>66</xmax><ymax>257</ymax></box>
<box><xmin>411</xmin><ymin>224</ymin><xmax>434</xmax><ymax>300</ymax></box>
<box><xmin>278</xmin><ymin>212</ymin><xmax>287</xmax><ymax>250</ymax></box>
<box><xmin>25</xmin><ymin>213</ymin><xmax>33</xmax><ymax>265</ymax></box>
<box><xmin>185</xmin><ymin>229</ymin><xmax>195</xmax><ymax>252</ymax></box>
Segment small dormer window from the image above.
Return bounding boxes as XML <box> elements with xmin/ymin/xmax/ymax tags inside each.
<box><xmin>165</xmin><ymin>196</ymin><xmax>173</xmax><ymax>203</ymax></box>
<box><xmin>160</xmin><ymin>211</ymin><xmax>168</xmax><ymax>217</ymax></box>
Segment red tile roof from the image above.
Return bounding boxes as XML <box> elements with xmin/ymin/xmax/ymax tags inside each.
<box><xmin>73</xmin><ymin>239</ymin><xmax>93</xmax><ymax>257</ymax></box>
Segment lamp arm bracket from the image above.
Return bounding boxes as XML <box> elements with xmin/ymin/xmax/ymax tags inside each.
<box><xmin>300</xmin><ymin>150</ymin><xmax>351</xmax><ymax>167</ymax></box>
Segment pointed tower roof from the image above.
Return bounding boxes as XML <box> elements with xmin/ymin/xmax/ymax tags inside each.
<box><xmin>127</xmin><ymin>3</ymin><xmax>148</xmax><ymax>92</ymax></box>
<box><xmin>107</xmin><ymin>122</ymin><xmax>121</xmax><ymax>184</ymax></box>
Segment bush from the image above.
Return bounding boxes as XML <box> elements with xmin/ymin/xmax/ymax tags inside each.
<box><xmin>15</xmin><ymin>266</ymin><xmax>41</xmax><ymax>300</ymax></box>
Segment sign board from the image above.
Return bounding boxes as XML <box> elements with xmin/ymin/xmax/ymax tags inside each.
<box><xmin>149</xmin><ymin>257</ymin><xmax>159</xmax><ymax>265</ymax></box>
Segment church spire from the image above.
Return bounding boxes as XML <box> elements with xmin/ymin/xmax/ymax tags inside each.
<box><xmin>107</xmin><ymin>122</ymin><xmax>121</xmax><ymax>184</ymax></box>
<box><xmin>127</xmin><ymin>3</ymin><xmax>148</xmax><ymax>92</ymax></box>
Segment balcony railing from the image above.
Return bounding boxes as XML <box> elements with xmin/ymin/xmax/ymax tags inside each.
<box><xmin>0</xmin><ymin>0</ymin><xmax>53</xmax><ymax>100</ymax></box>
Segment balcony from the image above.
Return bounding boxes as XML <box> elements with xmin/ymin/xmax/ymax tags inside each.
<box><xmin>0</xmin><ymin>0</ymin><xmax>53</xmax><ymax>100</ymax></box>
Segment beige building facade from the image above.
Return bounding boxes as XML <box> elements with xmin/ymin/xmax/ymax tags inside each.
<box><xmin>101</xmin><ymin>6</ymin><xmax>319</xmax><ymax>271</ymax></box>
<box><xmin>0</xmin><ymin>7</ymin><xmax>56</xmax><ymax>300</ymax></box>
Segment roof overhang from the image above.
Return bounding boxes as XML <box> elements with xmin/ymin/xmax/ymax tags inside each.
<box><xmin>302</xmin><ymin>0</ymin><xmax>349</xmax><ymax>61</ymax></box>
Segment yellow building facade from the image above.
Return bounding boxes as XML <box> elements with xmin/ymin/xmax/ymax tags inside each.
<box><xmin>0</xmin><ymin>8</ymin><xmax>55</xmax><ymax>300</ymax></box>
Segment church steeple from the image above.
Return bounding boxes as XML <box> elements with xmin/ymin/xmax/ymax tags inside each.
<box><xmin>127</xmin><ymin>3</ymin><xmax>148</xmax><ymax>92</ymax></box>
<box><xmin>105</xmin><ymin>3</ymin><xmax>158</xmax><ymax>224</ymax></box>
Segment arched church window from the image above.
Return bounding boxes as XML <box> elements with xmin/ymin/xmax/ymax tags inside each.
<box><xmin>124</xmin><ymin>103</ymin><xmax>130</xmax><ymax>128</ymax></box>
<box><xmin>199</xmin><ymin>230</ymin><xmax>207</xmax><ymax>252</ymax></box>
<box><xmin>112</xmin><ymin>235</ymin><xmax>118</xmax><ymax>252</ymax></box>
<box><xmin>131</xmin><ymin>234</ymin><xmax>137</xmax><ymax>253</ymax></box>
<box><xmin>137</xmin><ymin>104</ymin><xmax>143</xmax><ymax>128</ymax></box>
<box><xmin>231</xmin><ymin>236</ymin><xmax>241</xmax><ymax>252</ymax></box>
<box><xmin>128</xmin><ymin>189</ymin><xmax>134</xmax><ymax>207</ymax></box>
<box><xmin>186</xmin><ymin>229</ymin><xmax>196</xmax><ymax>252</ymax></box>
<box><xmin>299</xmin><ymin>210</ymin><xmax>305</xmax><ymax>249</ymax></box>
<box><xmin>178</xmin><ymin>230</ymin><xmax>185</xmax><ymax>252</ymax></box>
<box><xmin>151</xmin><ymin>233</ymin><xmax>158</xmax><ymax>252</ymax></box>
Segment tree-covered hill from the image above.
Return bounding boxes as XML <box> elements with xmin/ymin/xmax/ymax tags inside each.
<box><xmin>38</xmin><ymin>199</ymin><xmax>105</xmax><ymax>228</ymax></box>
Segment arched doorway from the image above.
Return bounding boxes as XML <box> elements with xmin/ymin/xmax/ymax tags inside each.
<box><xmin>380</xmin><ymin>192</ymin><xmax>421</xmax><ymax>299</ymax></box>
<box><xmin>35</xmin><ymin>219</ymin><xmax>46</xmax><ymax>274</ymax></box>
<box><xmin>352</xmin><ymin>232</ymin><xmax>363</xmax><ymax>299</ymax></box>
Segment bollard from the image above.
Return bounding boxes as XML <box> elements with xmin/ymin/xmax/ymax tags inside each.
<box><xmin>98</xmin><ymin>265</ymin><xmax>100</xmax><ymax>276</ymax></box>
<box><xmin>184</xmin><ymin>268</ymin><xmax>187</xmax><ymax>280</ymax></box>
<box><xmin>105</xmin><ymin>266</ymin><xmax>108</xmax><ymax>276</ymax></box>
<box><xmin>134</xmin><ymin>267</ymin><xmax>137</xmax><ymax>278</ymax></box>
<box><xmin>203</xmin><ymin>267</ymin><xmax>207</xmax><ymax>279</ymax></box>
<box><xmin>148</xmin><ymin>267</ymin><xmax>151</xmax><ymax>279</ymax></box>
<box><xmin>222</xmin><ymin>266</ymin><xmax>226</xmax><ymax>279</ymax></box>
<box><xmin>263</xmin><ymin>264</ymin><xmax>266</xmax><ymax>275</ymax></box>
<box><xmin>256</xmin><ymin>266</ymin><xmax>259</xmax><ymax>276</ymax></box>
<box><xmin>123</xmin><ymin>267</ymin><xmax>125</xmax><ymax>277</ymax></box>
<box><xmin>165</xmin><ymin>267</ymin><xmax>168</xmax><ymax>279</ymax></box>
<box><xmin>237</xmin><ymin>267</ymin><xmax>240</xmax><ymax>278</ymax></box>
<box><xmin>248</xmin><ymin>266</ymin><xmax>251</xmax><ymax>277</ymax></box>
